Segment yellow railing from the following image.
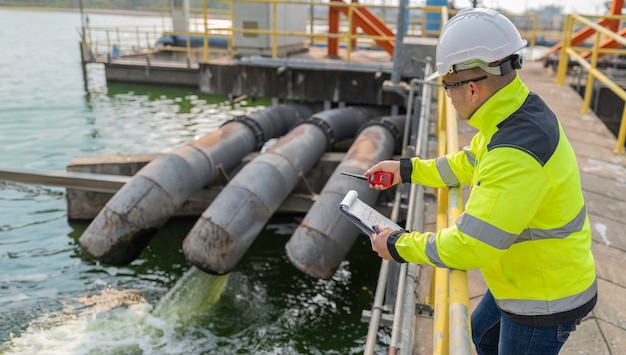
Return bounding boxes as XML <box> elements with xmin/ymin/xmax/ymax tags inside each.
<box><xmin>221</xmin><ymin>0</ymin><xmax>452</xmax><ymax>61</ymax></box>
<box><xmin>84</xmin><ymin>25</ymin><xmax>164</xmax><ymax>57</ymax></box>
<box><xmin>82</xmin><ymin>2</ymin><xmax>536</xmax><ymax>70</ymax></box>
<box><xmin>430</xmin><ymin>86</ymin><xmax>471</xmax><ymax>355</ymax></box>
<box><xmin>82</xmin><ymin>2</ymin><xmax>457</xmax><ymax>64</ymax></box>
<box><xmin>82</xmin><ymin>5</ymin><xmax>233</xmax><ymax>63</ymax></box>
<box><xmin>556</xmin><ymin>13</ymin><xmax>626</xmax><ymax>154</ymax></box>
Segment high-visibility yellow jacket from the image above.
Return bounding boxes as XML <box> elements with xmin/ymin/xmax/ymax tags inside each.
<box><xmin>390</xmin><ymin>76</ymin><xmax>597</xmax><ymax>324</ymax></box>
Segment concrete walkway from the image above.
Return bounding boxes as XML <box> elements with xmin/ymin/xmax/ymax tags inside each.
<box><xmin>414</xmin><ymin>59</ymin><xmax>626</xmax><ymax>354</ymax></box>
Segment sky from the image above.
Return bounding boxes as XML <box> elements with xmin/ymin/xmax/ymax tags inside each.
<box><xmin>472</xmin><ymin>0</ymin><xmax>611</xmax><ymax>15</ymax></box>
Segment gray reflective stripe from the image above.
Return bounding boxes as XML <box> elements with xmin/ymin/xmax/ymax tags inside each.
<box><xmin>497</xmin><ymin>279</ymin><xmax>597</xmax><ymax>316</ymax></box>
<box><xmin>424</xmin><ymin>233</ymin><xmax>447</xmax><ymax>267</ymax></box>
<box><xmin>436</xmin><ymin>156</ymin><xmax>460</xmax><ymax>187</ymax></box>
<box><xmin>456</xmin><ymin>205</ymin><xmax>587</xmax><ymax>249</ymax></box>
<box><xmin>516</xmin><ymin>206</ymin><xmax>587</xmax><ymax>243</ymax></box>
<box><xmin>463</xmin><ymin>146</ymin><xmax>476</xmax><ymax>167</ymax></box>
<box><xmin>456</xmin><ymin>213</ymin><xmax>518</xmax><ymax>249</ymax></box>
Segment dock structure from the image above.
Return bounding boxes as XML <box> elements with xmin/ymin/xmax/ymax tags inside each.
<box><xmin>92</xmin><ymin>44</ymin><xmax>425</xmax><ymax>107</ymax></box>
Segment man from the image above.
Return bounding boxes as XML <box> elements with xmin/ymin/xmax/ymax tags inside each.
<box><xmin>365</xmin><ymin>8</ymin><xmax>597</xmax><ymax>355</ymax></box>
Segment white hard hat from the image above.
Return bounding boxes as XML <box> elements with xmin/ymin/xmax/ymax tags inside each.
<box><xmin>426</xmin><ymin>8</ymin><xmax>527</xmax><ymax>81</ymax></box>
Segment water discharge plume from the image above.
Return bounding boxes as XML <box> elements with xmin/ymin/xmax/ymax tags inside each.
<box><xmin>153</xmin><ymin>266</ymin><xmax>229</xmax><ymax>321</ymax></box>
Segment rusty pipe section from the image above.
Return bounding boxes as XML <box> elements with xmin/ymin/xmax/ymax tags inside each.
<box><xmin>285</xmin><ymin>116</ymin><xmax>405</xmax><ymax>279</ymax></box>
<box><xmin>79</xmin><ymin>104</ymin><xmax>315</xmax><ymax>265</ymax></box>
<box><xmin>182</xmin><ymin>106</ymin><xmax>385</xmax><ymax>275</ymax></box>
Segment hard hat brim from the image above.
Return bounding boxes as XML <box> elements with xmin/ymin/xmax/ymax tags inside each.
<box><xmin>426</xmin><ymin>71</ymin><xmax>442</xmax><ymax>82</ymax></box>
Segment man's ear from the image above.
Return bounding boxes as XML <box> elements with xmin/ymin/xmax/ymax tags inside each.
<box><xmin>468</xmin><ymin>82</ymin><xmax>480</xmax><ymax>103</ymax></box>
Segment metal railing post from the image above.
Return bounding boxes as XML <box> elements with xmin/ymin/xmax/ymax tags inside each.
<box><xmin>447</xmin><ymin>187</ymin><xmax>470</xmax><ymax>355</ymax></box>
<box><xmin>106</xmin><ymin>30</ymin><xmax>111</xmax><ymax>63</ymax></box>
<box><xmin>391</xmin><ymin>0</ymin><xmax>408</xmax><ymax>85</ymax></box>
<box><xmin>204</xmin><ymin>0</ymin><xmax>209</xmax><ymax>62</ymax></box>
<box><xmin>556</xmin><ymin>15</ymin><xmax>573</xmax><ymax>85</ymax></box>
<box><xmin>346</xmin><ymin>2</ymin><xmax>354</xmax><ymax>62</ymax></box>
<box><xmin>272</xmin><ymin>0</ymin><xmax>278</xmax><ymax>58</ymax></box>
<box><xmin>444</xmin><ymin>83</ymin><xmax>472</xmax><ymax>355</ymax></box>
<box><xmin>363</xmin><ymin>260</ymin><xmax>391</xmax><ymax>355</ymax></box>
<box><xmin>582</xmin><ymin>30</ymin><xmax>602</xmax><ymax>114</ymax></box>
<box><xmin>136</xmin><ymin>26</ymin><xmax>141</xmax><ymax>52</ymax></box>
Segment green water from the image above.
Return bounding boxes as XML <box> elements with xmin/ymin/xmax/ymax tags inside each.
<box><xmin>0</xmin><ymin>9</ymin><xmax>389</xmax><ymax>354</ymax></box>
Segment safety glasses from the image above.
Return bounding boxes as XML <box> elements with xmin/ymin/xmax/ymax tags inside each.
<box><xmin>441</xmin><ymin>75</ymin><xmax>488</xmax><ymax>91</ymax></box>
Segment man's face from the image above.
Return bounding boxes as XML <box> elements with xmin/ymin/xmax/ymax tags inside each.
<box><xmin>442</xmin><ymin>72</ymin><xmax>475</xmax><ymax>121</ymax></box>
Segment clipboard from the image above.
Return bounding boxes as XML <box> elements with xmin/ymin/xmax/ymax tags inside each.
<box><xmin>339</xmin><ymin>190</ymin><xmax>401</xmax><ymax>248</ymax></box>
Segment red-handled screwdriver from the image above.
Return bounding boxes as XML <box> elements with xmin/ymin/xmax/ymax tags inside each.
<box><xmin>340</xmin><ymin>171</ymin><xmax>394</xmax><ymax>188</ymax></box>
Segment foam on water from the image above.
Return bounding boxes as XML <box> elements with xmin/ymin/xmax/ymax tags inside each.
<box><xmin>1</xmin><ymin>267</ymin><xmax>228</xmax><ymax>355</ymax></box>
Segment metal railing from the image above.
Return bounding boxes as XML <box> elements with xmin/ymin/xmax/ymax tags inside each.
<box><xmin>362</xmin><ymin>59</ymin><xmax>435</xmax><ymax>355</ymax></box>
<box><xmin>81</xmin><ymin>2</ymin><xmax>537</xmax><ymax>69</ymax></box>
<box><xmin>0</xmin><ymin>167</ymin><xmax>130</xmax><ymax>193</ymax></box>
<box><xmin>362</xmin><ymin>64</ymin><xmax>473</xmax><ymax>355</ymax></box>
<box><xmin>429</xmin><ymin>84</ymin><xmax>472</xmax><ymax>355</ymax></box>
<box><xmin>555</xmin><ymin>13</ymin><xmax>626</xmax><ymax>154</ymax></box>
<box><xmin>84</xmin><ymin>24</ymin><xmax>165</xmax><ymax>59</ymax></box>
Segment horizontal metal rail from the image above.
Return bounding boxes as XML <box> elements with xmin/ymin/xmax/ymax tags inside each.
<box><xmin>430</xmin><ymin>82</ymin><xmax>471</xmax><ymax>355</ymax></box>
<box><xmin>444</xmin><ymin>105</ymin><xmax>471</xmax><ymax>355</ymax></box>
<box><xmin>0</xmin><ymin>167</ymin><xmax>130</xmax><ymax>193</ymax></box>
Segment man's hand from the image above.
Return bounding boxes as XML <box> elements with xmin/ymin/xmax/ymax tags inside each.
<box><xmin>364</xmin><ymin>160</ymin><xmax>402</xmax><ymax>190</ymax></box>
<box><xmin>371</xmin><ymin>225</ymin><xmax>397</xmax><ymax>260</ymax></box>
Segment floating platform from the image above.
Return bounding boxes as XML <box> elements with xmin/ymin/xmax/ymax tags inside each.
<box><xmin>90</xmin><ymin>41</ymin><xmax>436</xmax><ymax>107</ymax></box>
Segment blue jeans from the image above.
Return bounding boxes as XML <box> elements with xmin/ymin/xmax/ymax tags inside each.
<box><xmin>471</xmin><ymin>290</ymin><xmax>583</xmax><ymax>355</ymax></box>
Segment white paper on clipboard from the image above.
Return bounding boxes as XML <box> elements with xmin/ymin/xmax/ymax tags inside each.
<box><xmin>339</xmin><ymin>190</ymin><xmax>401</xmax><ymax>248</ymax></box>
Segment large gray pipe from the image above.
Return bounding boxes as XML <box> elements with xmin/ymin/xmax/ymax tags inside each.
<box><xmin>286</xmin><ymin>116</ymin><xmax>404</xmax><ymax>279</ymax></box>
<box><xmin>79</xmin><ymin>104</ymin><xmax>315</xmax><ymax>265</ymax></box>
<box><xmin>183</xmin><ymin>106</ymin><xmax>386</xmax><ymax>275</ymax></box>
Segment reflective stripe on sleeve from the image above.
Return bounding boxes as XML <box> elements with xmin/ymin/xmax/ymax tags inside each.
<box><xmin>463</xmin><ymin>146</ymin><xmax>476</xmax><ymax>167</ymax></box>
<box><xmin>435</xmin><ymin>156</ymin><xmax>461</xmax><ymax>187</ymax></box>
<box><xmin>423</xmin><ymin>232</ymin><xmax>446</xmax><ymax>267</ymax></box>
<box><xmin>456</xmin><ymin>213</ymin><xmax>519</xmax><ymax>249</ymax></box>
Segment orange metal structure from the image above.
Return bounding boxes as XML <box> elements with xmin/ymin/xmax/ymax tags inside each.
<box><xmin>579</xmin><ymin>26</ymin><xmax>626</xmax><ymax>58</ymax></box>
<box><xmin>538</xmin><ymin>0</ymin><xmax>623</xmax><ymax>60</ymax></box>
<box><xmin>328</xmin><ymin>0</ymin><xmax>395</xmax><ymax>57</ymax></box>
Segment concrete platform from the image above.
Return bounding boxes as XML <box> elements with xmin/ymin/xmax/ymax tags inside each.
<box><xmin>414</xmin><ymin>59</ymin><xmax>626</xmax><ymax>354</ymax></box>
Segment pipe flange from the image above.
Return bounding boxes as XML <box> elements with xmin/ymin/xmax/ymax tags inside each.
<box><xmin>224</xmin><ymin>115</ymin><xmax>266</xmax><ymax>151</ymax></box>
<box><xmin>359</xmin><ymin>117</ymin><xmax>403</xmax><ymax>154</ymax></box>
<box><xmin>303</xmin><ymin>116</ymin><xmax>335</xmax><ymax>151</ymax></box>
